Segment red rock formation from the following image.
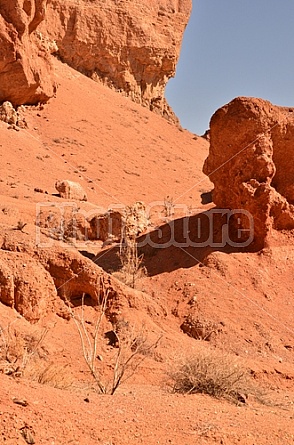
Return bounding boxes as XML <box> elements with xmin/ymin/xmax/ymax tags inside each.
<box><xmin>0</xmin><ymin>0</ymin><xmax>55</xmax><ymax>105</ymax></box>
<box><xmin>203</xmin><ymin>97</ymin><xmax>294</xmax><ymax>249</ymax></box>
<box><xmin>0</xmin><ymin>250</ymin><xmax>59</xmax><ymax>322</ymax></box>
<box><xmin>40</xmin><ymin>0</ymin><xmax>191</xmax><ymax>120</ymax></box>
<box><xmin>0</xmin><ymin>230</ymin><xmax>152</xmax><ymax>322</ymax></box>
<box><xmin>0</xmin><ymin>0</ymin><xmax>191</xmax><ymax>116</ymax></box>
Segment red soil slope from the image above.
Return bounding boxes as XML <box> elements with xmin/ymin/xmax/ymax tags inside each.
<box><xmin>0</xmin><ymin>60</ymin><xmax>293</xmax><ymax>444</ymax></box>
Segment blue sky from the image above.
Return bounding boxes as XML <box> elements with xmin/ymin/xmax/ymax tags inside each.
<box><xmin>166</xmin><ymin>0</ymin><xmax>294</xmax><ymax>135</ymax></box>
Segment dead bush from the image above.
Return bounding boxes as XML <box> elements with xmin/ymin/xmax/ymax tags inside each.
<box><xmin>25</xmin><ymin>362</ymin><xmax>74</xmax><ymax>389</ymax></box>
<box><xmin>15</xmin><ymin>220</ymin><xmax>27</xmax><ymax>232</ymax></box>
<box><xmin>163</xmin><ymin>195</ymin><xmax>175</xmax><ymax>219</ymax></box>
<box><xmin>67</xmin><ymin>287</ymin><xmax>160</xmax><ymax>394</ymax></box>
<box><xmin>0</xmin><ymin>322</ymin><xmax>48</xmax><ymax>377</ymax></box>
<box><xmin>168</xmin><ymin>349</ymin><xmax>251</xmax><ymax>403</ymax></box>
<box><xmin>0</xmin><ymin>322</ymin><xmax>73</xmax><ymax>389</ymax></box>
<box><xmin>116</xmin><ymin>203</ymin><xmax>147</xmax><ymax>288</ymax></box>
<box><xmin>109</xmin><ymin>321</ymin><xmax>161</xmax><ymax>394</ymax></box>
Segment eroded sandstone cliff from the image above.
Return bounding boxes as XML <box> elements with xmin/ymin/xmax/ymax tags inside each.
<box><xmin>40</xmin><ymin>0</ymin><xmax>192</xmax><ymax>120</ymax></box>
<box><xmin>0</xmin><ymin>0</ymin><xmax>55</xmax><ymax>105</ymax></box>
<box><xmin>203</xmin><ymin>97</ymin><xmax>294</xmax><ymax>249</ymax></box>
<box><xmin>0</xmin><ymin>0</ymin><xmax>191</xmax><ymax>118</ymax></box>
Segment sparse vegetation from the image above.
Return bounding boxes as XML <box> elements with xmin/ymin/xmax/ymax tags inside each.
<box><xmin>0</xmin><ymin>321</ymin><xmax>74</xmax><ymax>389</ymax></box>
<box><xmin>27</xmin><ymin>362</ymin><xmax>74</xmax><ymax>389</ymax></box>
<box><xmin>168</xmin><ymin>349</ymin><xmax>251</xmax><ymax>403</ymax></box>
<box><xmin>163</xmin><ymin>195</ymin><xmax>175</xmax><ymax>219</ymax></box>
<box><xmin>67</xmin><ymin>286</ymin><xmax>160</xmax><ymax>395</ymax></box>
<box><xmin>15</xmin><ymin>220</ymin><xmax>27</xmax><ymax>231</ymax></box>
<box><xmin>36</xmin><ymin>206</ymin><xmax>85</xmax><ymax>243</ymax></box>
<box><xmin>0</xmin><ymin>321</ymin><xmax>48</xmax><ymax>377</ymax></box>
<box><xmin>116</xmin><ymin>203</ymin><xmax>147</xmax><ymax>288</ymax></box>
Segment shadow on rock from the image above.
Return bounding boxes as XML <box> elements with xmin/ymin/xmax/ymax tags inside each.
<box><xmin>93</xmin><ymin>208</ymin><xmax>257</xmax><ymax>277</ymax></box>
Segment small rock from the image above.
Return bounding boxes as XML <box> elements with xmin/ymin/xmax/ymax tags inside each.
<box><xmin>20</xmin><ymin>425</ymin><xmax>35</xmax><ymax>444</ymax></box>
<box><xmin>236</xmin><ymin>392</ymin><xmax>247</xmax><ymax>404</ymax></box>
<box><xmin>13</xmin><ymin>397</ymin><xmax>28</xmax><ymax>407</ymax></box>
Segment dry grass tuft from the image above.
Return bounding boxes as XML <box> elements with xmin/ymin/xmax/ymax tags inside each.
<box><xmin>168</xmin><ymin>349</ymin><xmax>251</xmax><ymax>403</ymax></box>
<box><xmin>25</xmin><ymin>362</ymin><xmax>74</xmax><ymax>389</ymax></box>
<box><xmin>0</xmin><ymin>322</ymin><xmax>48</xmax><ymax>377</ymax></box>
<box><xmin>0</xmin><ymin>321</ymin><xmax>74</xmax><ymax>389</ymax></box>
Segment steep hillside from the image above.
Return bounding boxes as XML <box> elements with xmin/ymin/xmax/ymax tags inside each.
<box><xmin>0</xmin><ymin>58</ymin><xmax>293</xmax><ymax>445</ymax></box>
<box><xmin>0</xmin><ymin>2</ymin><xmax>294</xmax><ymax>445</ymax></box>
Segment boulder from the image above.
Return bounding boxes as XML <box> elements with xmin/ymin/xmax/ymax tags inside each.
<box><xmin>55</xmin><ymin>180</ymin><xmax>88</xmax><ymax>201</ymax></box>
<box><xmin>88</xmin><ymin>210</ymin><xmax>123</xmax><ymax>243</ymax></box>
<box><xmin>88</xmin><ymin>202</ymin><xmax>148</xmax><ymax>243</ymax></box>
<box><xmin>0</xmin><ymin>101</ymin><xmax>27</xmax><ymax>127</ymax></box>
<box><xmin>0</xmin><ymin>102</ymin><xmax>17</xmax><ymax>125</ymax></box>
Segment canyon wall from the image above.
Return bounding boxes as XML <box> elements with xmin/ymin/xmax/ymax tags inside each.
<box><xmin>0</xmin><ymin>0</ymin><xmax>192</xmax><ymax>120</ymax></box>
<box><xmin>40</xmin><ymin>0</ymin><xmax>191</xmax><ymax>121</ymax></box>
<box><xmin>0</xmin><ymin>0</ymin><xmax>55</xmax><ymax>105</ymax></box>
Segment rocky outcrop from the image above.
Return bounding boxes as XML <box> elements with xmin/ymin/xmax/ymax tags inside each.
<box><xmin>88</xmin><ymin>210</ymin><xmax>123</xmax><ymax>243</ymax></box>
<box><xmin>0</xmin><ymin>250</ymin><xmax>59</xmax><ymax>322</ymax></box>
<box><xmin>203</xmin><ymin>97</ymin><xmax>294</xmax><ymax>249</ymax></box>
<box><xmin>0</xmin><ymin>102</ymin><xmax>18</xmax><ymax>125</ymax></box>
<box><xmin>0</xmin><ymin>0</ymin><xmax>191</xmax><ymax>117</ymax></box>
<box><xmin>40</xmin><ymin>0</ymin><xmax>191</xmax><ymax>120</ymax></box>
<box><xmin>0</xmin><ymin>230</ymin><xmax>148</xmax><ymax>321</ymax></box>
<box><xmin>88</xmin><ymin>202</ymin><xmax>148</xmax><ymax>243</ymax></box>
<box><xmin>1</xmin><ymin>231</ymin><xmax>114</xmax><ymax>303</ymax></box>
<box><xmin>36</xmin><ymin>201</ymin><xmax>148</xmax><ymax>244</ymax></box>
<box><xmin>0</xmin><ymin>101</ymin><xmax>27</xmax><ymax>127</ymax></box>
<box><xmin>0</xmin><ymin>0</ymin><xmax>55</xmax><ymax>105</ymax></box>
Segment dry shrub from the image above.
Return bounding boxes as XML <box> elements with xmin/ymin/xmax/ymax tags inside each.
<box><xmin>112</xmin><ymin>264</ymin><xmax>146</xmax><ymax>289</ymax></box>
<box><xmin>163</xmin><ymin>195</ymin><xmax>175</xmax><ymax>219</ymax></box>
<box><xmin>168</xmin><ymin>349</ymin><xmax>250</xmax><ymax>403</ymax></box>
<box><xmin>67</xmin><ymin>289</ymin><xmax>160</xmax><ymax>395</ymax></box>
<box><xmin>16</xmin><ymin>220</ymin><xmax>27</xmax><ymax>231</ymax></box>
<box><xmin>109</xmin><ymin>321</ymin><xmax>161</xmax><ymax>394</ymax></box>
<box><xmin>0</xmin><ymin>322</ymin><xmax>73</xmax><ymax>389</ymax></box>
<box><xmin>116</xmin><ymin>203</ymin><xmax>147</xmax><ymax>288</ymax></box>
<box><xmin>0</xmin><ymin>322</ymin><xmax>48</xmax><ymax>376</ymax></box>
<box><xmin>25</xmin><ymin>362</ymin><xmax>74</xmax><ymax>389</ymax></box>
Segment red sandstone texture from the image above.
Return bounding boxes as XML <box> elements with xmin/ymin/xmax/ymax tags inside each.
<box><xmin>0</xmin><ymin>61</ymin><xmax>293</xmax><ymax>443</ymax></box>
<box><xmin>0</xmin><ymin>3</ymin><xmax>293</xmax><ymax>444</ymax></box>
<box><xmin>0</xmin><ymin>0</ymin><xmax>191</xmax><ymax>120</ymax></box>
<box><xmin>203</xmin><ymin>97</ymin><xmax>294</xmax><ymax>249</ymax></box>
<box><xmin>0</xmin><ymin>0</ymin><xmax>55</xmax><ymax>105</ymax></box>
<box><xmin>40</xmin><ymin>0</ymin><xmax>191</xmax><ymax>120</ymax></box>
